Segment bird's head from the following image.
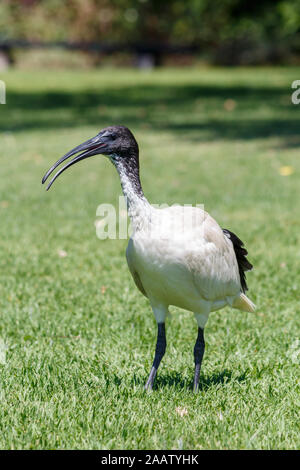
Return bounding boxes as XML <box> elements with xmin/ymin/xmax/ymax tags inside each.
<box><xmin>42</xmin><ymin>125</ymin><xmax>139</xmax><ymax>190</ymax></box>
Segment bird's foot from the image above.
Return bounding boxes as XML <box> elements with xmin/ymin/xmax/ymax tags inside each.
<box><xmin>193</xmin><ymin>363</ymin><xmax>201</xmax><ymax>393</ymax></box>
<box><xmin>144</xmin><ymin>366</ymin><xmax>157</xmax><ymax>391</ymax></box>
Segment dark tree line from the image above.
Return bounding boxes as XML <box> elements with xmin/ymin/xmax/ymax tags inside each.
<box><xmin>1</xmin><ymin>0</ymin><xmax>300</xmax><ymax>64</ymax></box>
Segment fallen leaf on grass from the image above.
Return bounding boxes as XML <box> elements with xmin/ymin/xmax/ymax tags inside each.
<box><xmin>224</xmin><ymin>99</ymin><xmax>236</xmax><ymax>111</ymax></box>
<box><xmin>58</xmin><ymin>249</ymin><xmax>67</xmax><ymax>258</ymax></box>
<box><xmin>279</xmin><ymin>166</ymin><xmax>294</xmax><ymax>176</ymax></box>
<box><xmin>176</xmin><ymin>407</ymin><xmax>188</xmax><ymax>417</ymax></box>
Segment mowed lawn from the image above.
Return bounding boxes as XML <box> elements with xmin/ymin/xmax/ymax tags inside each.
<box><xmin>0</xmin><ymin>66</ymin><xmax>299</xmax><ymax>449</ymax></box>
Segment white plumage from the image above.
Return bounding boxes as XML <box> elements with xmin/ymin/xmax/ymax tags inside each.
<box><xmin>127</xmin><ymin>205</ymin><xmax>254</xmax><ymax>322</ymax></box>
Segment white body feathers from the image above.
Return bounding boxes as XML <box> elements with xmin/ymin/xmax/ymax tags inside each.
<box><xmin>126</xmin><ymin>203</ymin><xmax>255</xmax><ymax>325</ymax></box>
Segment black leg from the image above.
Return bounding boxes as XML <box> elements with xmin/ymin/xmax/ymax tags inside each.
<box><xmin>193</xmin><ymin>327</ymin><xmax>205</xmax><ymax>392</ymax></box>
<box><xmin>145</xmin><ymin>322</ymin><xmax>166</xmax><ymax>391</ymax></box>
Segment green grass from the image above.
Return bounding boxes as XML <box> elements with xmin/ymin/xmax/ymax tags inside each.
<box><xmin>0</xmin><ymin>66</ymin><xmax>299</xmax><ymax>449</ymax></box>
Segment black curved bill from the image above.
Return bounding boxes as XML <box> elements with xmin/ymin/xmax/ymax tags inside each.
<box><xmin>42</xmin><ymin>134</ymin><xmax>105</xmax><ymax>190</ymax></box>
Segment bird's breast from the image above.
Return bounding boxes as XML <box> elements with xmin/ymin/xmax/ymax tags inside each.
<box><xmin>126</xmin><ymin>206</ymin><xmax>241</xmax><ymax>310</ymax></box>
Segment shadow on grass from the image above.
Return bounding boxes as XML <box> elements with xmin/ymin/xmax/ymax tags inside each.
<box><xmin>198</xmin><ymin>369</ymin><xmax>248</xmax><ymax>391</ymax></box>
<box><xmin>2</xmin><ymin>82</ymin><xmax>299</xmax><ymax>144</ymax></box>
<box><xmin>128</xmin><ymin>368</ymin><xmax>248</xmax><ymax>391</ymax></box>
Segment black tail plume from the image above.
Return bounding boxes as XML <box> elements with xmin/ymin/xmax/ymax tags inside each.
<box><xmin>223</xmin><ymin>229</ymin><xmax>253</xmax><ymax>293</ymax></box>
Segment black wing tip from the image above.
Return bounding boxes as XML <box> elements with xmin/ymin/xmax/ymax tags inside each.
<box><xmin>223</xmin><ymin>228</ymin><xmax>253</xmax><ymax>293</ymax></box>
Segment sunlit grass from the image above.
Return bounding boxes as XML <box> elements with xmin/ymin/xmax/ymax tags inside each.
<box><xmin>0</xmin><ymin>66</ymin><xmax>299</xmax><ymax>449</ymax></box>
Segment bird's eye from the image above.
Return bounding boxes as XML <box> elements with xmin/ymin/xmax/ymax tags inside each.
<box><xmin>110</xmin><ymin>134</ymin><xmax>116</xmax><ymax>140</ymax></box>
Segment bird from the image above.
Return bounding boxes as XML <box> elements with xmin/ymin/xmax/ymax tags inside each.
<box><xmin>42</xmin><ymin>125</ymin><xmax>255</xmax><ymax>392</ymax></box>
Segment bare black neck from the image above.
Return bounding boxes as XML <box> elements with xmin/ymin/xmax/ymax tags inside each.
<box><xmin>110</xmin><ymin>152</ymin><xmax>148</xmax><ymax>210</ymax></box>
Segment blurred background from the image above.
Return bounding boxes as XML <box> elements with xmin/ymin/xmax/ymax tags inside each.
<box><xmin>0</xmin><ymin>0</ymin><xmax>300</xmax><ymax>69</ymax></box>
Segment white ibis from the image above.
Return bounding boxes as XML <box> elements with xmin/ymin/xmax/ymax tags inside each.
<box><xmin>42</xmin><ymin>126</ymin><xmax>255</xmax><ymax>392</ymax></box>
